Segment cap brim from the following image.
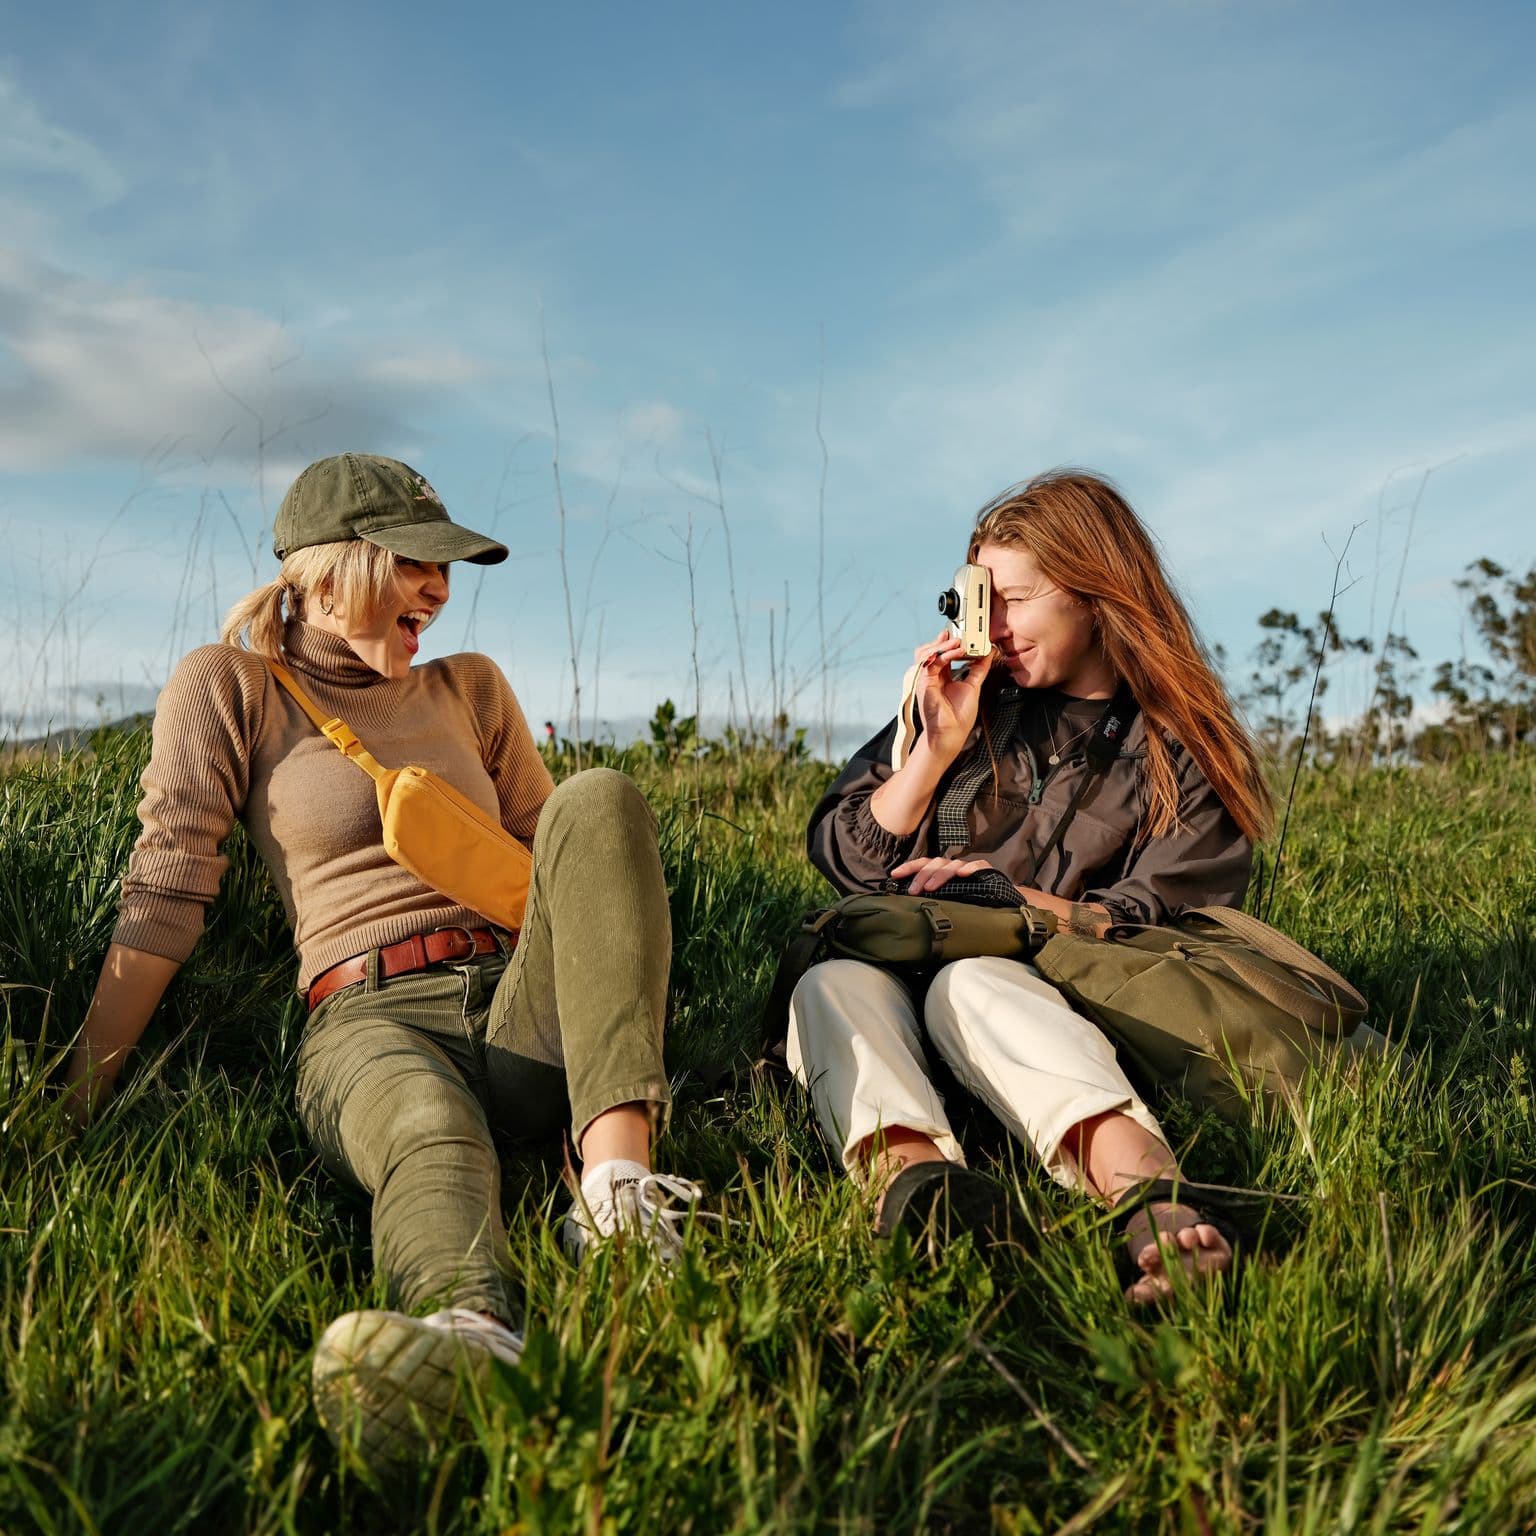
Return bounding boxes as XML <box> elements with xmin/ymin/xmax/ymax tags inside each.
<box><xmin>364</xmin><ymin>521</ymin><xmax>508</xmax><ymax>566</ymax></box>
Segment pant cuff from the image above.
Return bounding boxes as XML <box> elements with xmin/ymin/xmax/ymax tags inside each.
<box><xmin>835</xmin><ymin>1111</ymin><xmax>966</xmax><ymax>1180</ymax></box>
<box><xmin>1033</xmin><ymin>1090</ymin><xmax>1167</xmax><ymax>1193</ymax></box>
<box><xmin>572</xmin><ymin>1075</ymin><xmax>673</xmax><ymax>1155</ymax></box>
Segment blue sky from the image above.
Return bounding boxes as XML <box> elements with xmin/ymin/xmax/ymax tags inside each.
<box><xmin>3</xmin><ymin>0</ymin><xmax>1533</xmax><ymax>745</ymax></box>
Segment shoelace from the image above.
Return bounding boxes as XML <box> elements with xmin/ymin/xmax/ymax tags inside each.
<box><xmin>630</xmin><ymin>1172</ymin><xmax>704</xmax><ymax>1228</ymax></box>
<box><xmin>569</xmin><ymin>1171</ymin><xmax>737</xmax><ymax>1268</ymax></box>
<box><xmin>607</xmin><ymin>1173</ymin><xmax>735</xmax><ymax>1256</ymax></box>
<box><xmin>609</xmin><ymin>1173</ymin><xmax>710</xmax><ymax>1258</ymax></box>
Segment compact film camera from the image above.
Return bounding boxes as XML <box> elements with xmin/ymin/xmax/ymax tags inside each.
<box><xmin>937</xmin><ymin>563</ymin><xmax>993</xmax><ymax>657</ymax></box>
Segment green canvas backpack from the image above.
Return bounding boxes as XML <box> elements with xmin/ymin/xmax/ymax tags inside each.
<box><xmin>1028</xmin><ymin>906</ymin><xmax>1370</xmax><ymax>1119</ymax></box>
<box><xmin>758</xmin><ymin>895</ymin><xmax>1373</xmax><ymax>1121</ymax></box>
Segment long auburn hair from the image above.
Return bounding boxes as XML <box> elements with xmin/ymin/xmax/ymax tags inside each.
<box><xmin>969</xmin><ymin>469</ymin><xmax>1272</xmax><ymax>843</ymax></box>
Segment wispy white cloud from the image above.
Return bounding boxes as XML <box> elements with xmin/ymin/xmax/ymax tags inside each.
<box><xmin>0</xmin><ymin>69</ymin><xmax>128</xmax><ymax>256</ymax></box>
<box><xmin>620</xmin><ymin>398</ymin><xmax>688</xmax><ymax>445</ymax></box>
<box><xmin>0</xmin><ymin>72</ymin><xmax>126</xmax><ymax>203</ymax></box>
<box><xmin>0</xmin><ymin>249</ymin><xmax>493</xmax><ymax>472</ymax></box>
<box><xmin>364</xmin><ymin>347</ymin><xmax>491</xmax><ymax>388</ymax></box>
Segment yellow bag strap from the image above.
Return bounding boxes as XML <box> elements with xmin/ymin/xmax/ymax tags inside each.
<box><xmin>266</xmin><ymin>658</ymin><xmax>390</xmax><ymax>784</ymax></box>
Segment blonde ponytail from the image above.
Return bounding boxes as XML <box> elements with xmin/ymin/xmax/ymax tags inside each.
<box><xmin>220</xmin><ymin>579</ymin><xmax>291</xmax><ymax>659</ymax></box>
<box><xmin>219</xmin><ymin>539</ymin><xmax>406</xmax><ymax>660</ymax></box>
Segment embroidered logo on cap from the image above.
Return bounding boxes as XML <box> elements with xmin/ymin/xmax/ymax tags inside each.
<box><xmin>411</xmin><ymin>474</ymin><xmax>444</xmax><ymax>507</ymax></box>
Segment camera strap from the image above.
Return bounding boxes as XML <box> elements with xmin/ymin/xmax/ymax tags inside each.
<box><xmin>888</xmin><ymin>665</ymin><xmax>1139</xmax><ymax>888</ymax></box>
<box><xmin>891</xmin><ymin>661</ymin><xmax>924</xmax><ymax>770</ymax></box>
<box><xmin>1022</xmin><ymin>682</ymin><xmax>1139</xmax><ymax>888</ymax></box>
<box><xmin>891</xmin><ymin>648</ymin><xmax>1003</xmax><ymax>771</ymax></box>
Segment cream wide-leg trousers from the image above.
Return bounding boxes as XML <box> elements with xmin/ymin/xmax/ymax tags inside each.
<box><xmin>786</xmin><ymin>955</ymin><xmax>1168</xmax><ymax>1190</ymax></box>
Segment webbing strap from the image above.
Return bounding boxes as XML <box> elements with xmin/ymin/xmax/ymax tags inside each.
<box><xmin>1184</xmin><ymin>906</ymin><xmax>1367</xmax><ymax>1029</ymax></box>
<box><xmin>267</xmin><ymin>659</ymin><xmax>390</xmax><ymax>783</ymax></box>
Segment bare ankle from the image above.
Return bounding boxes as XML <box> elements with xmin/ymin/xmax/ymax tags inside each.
<box><xmin>854</xmin><ymin>1128</ymin><xmax>948</xmax><ymax>1223</ymax></box>
<box><xmin>859</xmin><ymin>1127</ymin><xmax>943</xmax><ymax>1177</ymax></box>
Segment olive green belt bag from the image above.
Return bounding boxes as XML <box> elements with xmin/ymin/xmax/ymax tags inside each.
<box><xmin>759</xmin><ymin>895</ymin><xmax>1373</xmax><ymax>1120</ymax></box>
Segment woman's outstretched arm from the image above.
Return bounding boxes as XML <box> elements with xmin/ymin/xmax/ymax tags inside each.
<box><xmin>62</xmin><ymin>944</ymin><xmax>181</xmax><ymax>1122</ymax></box>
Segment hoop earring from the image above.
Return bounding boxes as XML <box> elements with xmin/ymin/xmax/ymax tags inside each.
<box><xmin>319</xmin><ymin>594</ymin><xmax>334</xmax><ymax>616</ymax></box>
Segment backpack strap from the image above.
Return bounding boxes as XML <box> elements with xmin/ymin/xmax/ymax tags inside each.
<box><xmin>1024</xmin><ymin>682</ymin><xmax>1139</xmax><ymax>888</ymax></box>
<box><xmin>1184</xmin><ymin>906</ymin><xmax>1368</xmax><ymax>1032</ymax></box>
<box><xmin>267</xmin><ymin>658</ymin><xmax>390</xmax><ymax>784</ymax></box>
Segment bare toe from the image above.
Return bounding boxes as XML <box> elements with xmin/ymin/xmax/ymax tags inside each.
<box><xmin>1121</xmin><ymin>1200</ymin><xmax>1233</xmax><ymax>1305</ymax></box>
<box><xmin>1124</xmin><ymin>1271</ymin><xmax>1173</xmax><ymax>1305</ymax></box>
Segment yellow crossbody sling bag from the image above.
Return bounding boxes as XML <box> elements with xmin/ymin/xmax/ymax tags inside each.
<box><xmin>267</xmin><ymin>659</ymin><xmax>532</xmax><ymax>932</ymax></box>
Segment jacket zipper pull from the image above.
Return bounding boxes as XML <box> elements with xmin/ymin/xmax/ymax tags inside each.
<box><xmin>1024</xmin><ymin>741</ymin><xmax>1047</xmax><ymax>805</ymax></box>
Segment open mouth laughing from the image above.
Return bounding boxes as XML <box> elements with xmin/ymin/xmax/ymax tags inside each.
<box><xmin>397</xmin><ymin>608</ymin><xmax>434</xmax><ymax>655</ymax></box>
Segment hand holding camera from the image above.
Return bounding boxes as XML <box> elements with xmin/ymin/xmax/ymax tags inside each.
<box><xmin>878</xmin><ymin>563</ymin><xmax>1002</xmax><ymax>824</ymax></box>
<box><xmin>937</xmin><ymin>563</ymin><xmax>993</xmax><ymax>658</ymax></box>
<box><xmin>908</xmin><ymin>564</ymin><xmax>1000</xmax><ymax>763</ymax></box>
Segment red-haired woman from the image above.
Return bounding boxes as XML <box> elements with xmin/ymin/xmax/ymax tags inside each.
<box><xmin>789</xmin><ymin>470</ymin><xmax>1272</xmax><ymax>1303</ymax></box>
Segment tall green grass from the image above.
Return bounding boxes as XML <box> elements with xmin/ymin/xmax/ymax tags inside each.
<box><xmin>3</xmin><ymin>735</ymin><xmax>1534</xmax><ymax>1532</ymax></box>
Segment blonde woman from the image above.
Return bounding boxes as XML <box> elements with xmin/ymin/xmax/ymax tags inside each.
<box><xmin>790</xmin><ymin>470</ymin><xmax>1272</xmax><ymax>1303</ymax></box>
<box><xmin>64</xmin><ymin>454</ymin><xmax>700</xmax><ymax>1462</ymax></box>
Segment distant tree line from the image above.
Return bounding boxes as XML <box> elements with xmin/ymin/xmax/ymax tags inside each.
<box><xmin>1230</xmin><ymin>557</ymin><xmax>1536</xmax><ymax>766</ymax></box>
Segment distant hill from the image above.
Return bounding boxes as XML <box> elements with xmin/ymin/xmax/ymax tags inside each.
<box><xmin>6</xmin><ymin>713</ymin><xmax>155</xmax><ymax>757</ymax></box>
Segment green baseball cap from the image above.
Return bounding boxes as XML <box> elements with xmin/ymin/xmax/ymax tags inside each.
<box><xmin>273</xmin><ymin>454</ymin><xmax>508</xmax><ymax>565</ymax></box>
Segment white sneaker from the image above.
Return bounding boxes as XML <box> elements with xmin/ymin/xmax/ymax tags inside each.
<box><xmin>562</xmin><ymin>1167</ymin><xmax>709</xmax><ymax>1266</ymax></box>
<box><xmin>311</xmin><ymin>1306</ymin><xmax>523</xmax><ymax>1465</ymax></box>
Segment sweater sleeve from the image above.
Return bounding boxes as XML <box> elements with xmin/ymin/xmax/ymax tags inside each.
<box><xmin>806</xmin><ymin>719</ymin><xmax>922</xmax><ymax>894</ymax></box>
<box><xmin>111</xmin><ymin>645</ymin><xmax>267</xmax><ymax>962</ymax></box>
<box><xmin>458</xmin><ymin>656</ymin><xmax>554</xmax><ymax>840</ymax></box>
<box><xmin>1080</xmin><ymin>747</ymin><xmax>1252</xmax><ymax>926</ymax></box>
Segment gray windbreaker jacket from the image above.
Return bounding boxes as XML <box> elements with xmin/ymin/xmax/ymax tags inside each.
<box><xmin>807</xmin><ymin>688</ymin><xmax>1252</xmax><ymax>926</ymax></box>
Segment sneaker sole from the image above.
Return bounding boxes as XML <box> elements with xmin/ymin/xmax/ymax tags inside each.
<box><xmin>311</xmin><ymin>1311</ymin><xmax>492</xmax><ymax>1466</ymax></box>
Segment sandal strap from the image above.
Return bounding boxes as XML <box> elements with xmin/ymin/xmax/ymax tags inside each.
<box><xmin>1112</xmin><ymin>1178</ymin><xmax>1238</xmax><ymax>1291</ymax></box>
<box><xmin>1112</xmin><ymin>1177</ymin><xmax>1190</xmax><ymax>1214</ymax></box>
<box><xmin>1113</xmin><ymin>1178</ymin><xmax>1235</xmax><ymax>1230</ymax></box>
<box><xmin>876</xmin><ymin>1162</ymin><xmax>1016</xmax><ymax>1245</ymax></box>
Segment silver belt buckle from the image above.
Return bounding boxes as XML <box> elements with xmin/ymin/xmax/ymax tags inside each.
<box><xmin>431</xmin><ymin>925</ymin><xmax>479</xmax><ymax>964</ymax></box>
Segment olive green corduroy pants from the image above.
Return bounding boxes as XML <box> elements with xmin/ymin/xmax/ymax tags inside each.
<box><xmin>294</xmin><ymin>768</ymin><xmax>672</xmax><ymax>1320</ymax></box>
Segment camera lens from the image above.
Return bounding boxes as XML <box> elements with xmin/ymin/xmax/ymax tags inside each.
<box><xmin>938</xmin><ymin>588</ymin><xmax>960</xmax><ymax>621</ymax></box>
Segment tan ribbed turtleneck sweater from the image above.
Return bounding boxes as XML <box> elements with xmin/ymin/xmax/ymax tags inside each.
<box><xmin>112</xmin><ymin>621</ymin><xmax>554</xmax><ymax>991</ymax></box>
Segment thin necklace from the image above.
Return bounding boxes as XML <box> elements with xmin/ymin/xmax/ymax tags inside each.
<box><xmin>1044</xmin><ymin>702</ymin><xmax>1097</xmax><ymax>766</ymax></box>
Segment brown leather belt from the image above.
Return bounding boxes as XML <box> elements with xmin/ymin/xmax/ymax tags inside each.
<box><xmin>306</xmin><ymin>926</ymin><xmax>506</xmax><ymax>1012</ymax></box>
